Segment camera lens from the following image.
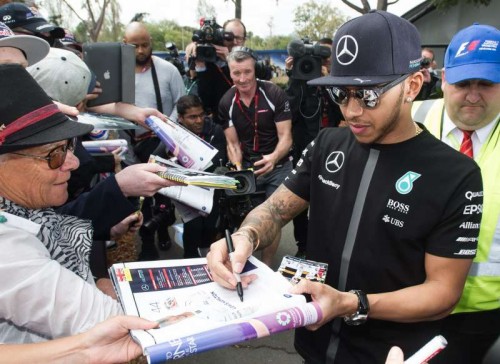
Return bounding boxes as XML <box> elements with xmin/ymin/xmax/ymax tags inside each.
<box><xmin>299</xmin><ymin>59</ymin><xmax>314</xmax><ymax>74</ymax></box>
<box><xmin>235</xmin><ymin>176</ymin><xmax>248</xmax><ymax>192</ymax></box>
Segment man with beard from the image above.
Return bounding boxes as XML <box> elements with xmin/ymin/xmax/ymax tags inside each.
<box><xmin>123</xmin><ymin>22</ymin><xmax>185</xmax><ymax>259</ymax></box>
<box><xmin>207</xmin><ymin>11</ymin><xmax>482</xmax><ymax>363</ymax></box>
<box><xmin>123</xmin><ymin>21</ymin><xmax>185</xmax><ymax>162</ymax></box>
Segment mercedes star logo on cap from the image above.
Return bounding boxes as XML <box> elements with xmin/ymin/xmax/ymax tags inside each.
<box><xmin>336</xmin><ymin>35</ymin><xmax>358</xmax><ymax>66</ymax></box>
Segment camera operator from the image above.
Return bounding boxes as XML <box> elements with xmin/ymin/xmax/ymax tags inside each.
<box><xmin>185</xmin><ymin>18</ymin><xmax>246</xmax><ymax>124</ymax></box>
<box><xmin>165</xmin><ymin>41</ymin><xmax>186</xmax><ymax>77</ymax></box>
<box><xmin>285</xmin><ymin>37</ymin><xmax>343</xmax><ymax>257</ymax></box>
<box><xmin>218</xmin><ymin>46</ymin><xmax>292</xmax><ymax>266</ymax></box>
<box><xmin>416</xmin><ymin>47</ymin><xmax>441</xmax><ymax>100</ymax></box>
<box><xmin>177</xmin><ymin>95</ymin><xmax>227</xmax><ymax>258</ymax></box>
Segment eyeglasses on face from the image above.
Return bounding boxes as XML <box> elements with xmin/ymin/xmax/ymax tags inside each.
<box><xmin>11</xmin><ymin>137</ymin><xmax>77</xmax><ymax>169</ymax></box>
<box><xmin>325</xmin><ymin>74</ymin><xmax>411</xmax><ymax>109</ymax></box>
<box><xmin>233</xmin><ymin>35</ymin><xmax>246</xmax><ymax>42</ymax></box>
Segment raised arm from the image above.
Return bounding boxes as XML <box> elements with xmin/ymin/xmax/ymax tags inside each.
<box><xmin>290</xmin><ymin>253</ymin><xmax>472</xmax><ymax>330</ymax></box>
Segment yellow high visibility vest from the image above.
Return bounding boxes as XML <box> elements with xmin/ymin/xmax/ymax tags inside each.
<box><xmin>413</xmin><ymin>99</ymin><xmax>500</xmax><ymax>313</ymax></box>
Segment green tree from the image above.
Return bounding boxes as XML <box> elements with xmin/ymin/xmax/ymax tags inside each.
<box><xmin>145</xmin><ymin>20</ymin><xmax>196</xmax><ymax>52</ymax></box>
<box><xmin>293</xmin><ymin>0</ymin><xmax>349</xmax><ymax>40</ymax></box>
<box><xmin>44</xmin><ymin>0</ymin><xmax>121</xmax><ymax>42</ymax></box>
<box><xmin>262</xmin><ymin>35</ymin><xmax>293</xmax><ymax>50</ymax></box>
<box><xmin>196</xmin><ymin>0</ymin><xmax>216</xmax><ymax>22</ymax></box>
<box><xmin>340</xmin><ymin>0</ymin><xmax>491</xmax><ymax>14</ymax></box>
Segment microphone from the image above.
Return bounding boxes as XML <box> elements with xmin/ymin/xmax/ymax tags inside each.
<box><xmin>287</xmin><ymin>39</ymin><xmax>306</xmax><ymax>58</ymax></box>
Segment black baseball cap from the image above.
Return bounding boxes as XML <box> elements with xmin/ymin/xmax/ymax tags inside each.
<box><xmin>0</xmin><ymin>2</ymin><xmax>65</xmax><ymax>38</ymax></box>
<box><xmin>309</xmin><ymin>10</ymin><xmax>422</xmax><ymax>87</ymax></box>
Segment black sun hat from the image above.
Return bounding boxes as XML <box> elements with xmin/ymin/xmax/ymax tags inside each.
<box><xmin>0</xmin><ymin>64</ymin><xmax>93</xmax><ymax>154</ymax></box>
<box><xmin>309</xmin><ymin>10</ymin><xmax>422</xmax><ymax>87</ymax></box>
<box><xmin>0</xmin><ymin>2</ymin><xmax>65</xmax><ymax>38</ymax></box>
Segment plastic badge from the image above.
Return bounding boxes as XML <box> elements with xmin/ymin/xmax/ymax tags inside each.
<box><xmin>278</xmin><ymin>255</ymin><xmax>328</xmax><ymax>285</ymax></box>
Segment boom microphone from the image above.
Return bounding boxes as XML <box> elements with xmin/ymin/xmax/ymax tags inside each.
<box><xmin>287</xmin><ymin>39</ymin><xmax>306</xmax><ymax>58</ymax></box>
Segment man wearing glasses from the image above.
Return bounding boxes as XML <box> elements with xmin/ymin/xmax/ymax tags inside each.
<box><xmin>207</xmin><ymin>11</ymin><xmax>482</xmax><ymax>363</ymax></box>
<box><xmin>186</xmin><ymin>19</ymin><xmax>247</xmax><ymax>124</ymax></box>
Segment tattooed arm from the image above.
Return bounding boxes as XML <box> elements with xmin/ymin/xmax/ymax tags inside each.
<box><xmin>206</xmin><ymin>185</ymin><xmax>308</xmax><ymax>289</ymax></box>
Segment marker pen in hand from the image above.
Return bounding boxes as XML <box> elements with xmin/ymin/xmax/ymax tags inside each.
<box><xmin>404</xmin><ymin>335</ymin><xmax>447</xmax><ymax>364</ymax></box>
<box><xmin>225</xmin><ymin>229</ymin><xmax>244</xmax><ymax>302</ymax></box>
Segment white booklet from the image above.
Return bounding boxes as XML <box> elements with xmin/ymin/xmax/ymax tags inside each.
<box><xmin>157</xmin><ymin>185</ymin><xmax>214</xmax><ymax>216</ymax></box>
<box><xmin>145</xmin><ymin>115</ymin><xmax>217</xmax><ymax>171</ymax></box>
<box><xmin>109</xmin><ymin>256</ymin><xmax>322</xmax><ymax>363</ymax></box>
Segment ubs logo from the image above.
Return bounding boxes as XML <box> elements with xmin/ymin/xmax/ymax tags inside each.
<box><xmin>336</xmin><ymin>35</ymin><xmax>358</xmax><ymax>65</ymax></box>
<box><xmin>325</xmin><ymin>151</ymin><xmax>345</xmax><ymax>173</ymax></box>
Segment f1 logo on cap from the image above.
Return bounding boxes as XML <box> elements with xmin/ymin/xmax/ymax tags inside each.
<box><xmin>336</xmin><ymin>35</ymin><xmax>358</xmax><ymax>66</ymax></box>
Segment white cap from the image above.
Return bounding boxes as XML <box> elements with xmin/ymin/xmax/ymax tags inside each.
<box><xmin>27</xmin><ymin>48</ymin><xmax>91</xmax><ymax>106</ymax></box>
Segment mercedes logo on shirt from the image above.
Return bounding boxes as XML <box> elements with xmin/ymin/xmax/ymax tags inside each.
<box><xmin>325</xmin><ymin>151</ymin><xmax>345</xmax><ymax>173</ymax></box>
<box><xmin>336</xmin><ymin>35</ymin><xmax>358</xmax><ymax>66</ymax></box>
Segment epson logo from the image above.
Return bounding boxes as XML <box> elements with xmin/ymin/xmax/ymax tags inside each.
<box><xmin>455</xmin><ymin>249</ymin><xmax>477</xmax><ymax>256</ymax></box>
<box><xmin>464</xmin><ymin>204</ymin><xmax>482</xmax><ymax>215</ymax></box>
<box><xmin>456</xmin><ymin>237</ymin><xmax>478</xmax><ymax>243</ymax></box>
<box><xmin>386</xmin><ymin>199</ymin><xmax>410</xmax><ymax>214</ymax></box>
<box><xmin>459</xmin><ymin>222</ymin><xmax>480</xmax><ymax>229</ymax></box>
<box><xmin>465</xmin><ymin>191</ymin><xmax>483</xmax><ymax>201</ymax></box>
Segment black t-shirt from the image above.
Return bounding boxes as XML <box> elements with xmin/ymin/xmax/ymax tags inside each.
<box><xmin>284</xmin><ymin>127</ymin><xmax>483</xmax><ymax>363</ymax></box>
<box><xmin>218</xmin><ymin>80</ymin><xmax>291</xmax><ymax>162</ymax></box>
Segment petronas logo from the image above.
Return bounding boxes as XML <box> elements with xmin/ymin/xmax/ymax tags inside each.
<box><xmin>395</xmin><ymin>171</ymin><xmax>421</xmax><ymax>195</ymax></box>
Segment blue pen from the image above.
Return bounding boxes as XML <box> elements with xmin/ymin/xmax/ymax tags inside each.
<box><xmin>225</xmin><ymin>229</ymin><xmax>244</xmax><ymax>302</ymax></box>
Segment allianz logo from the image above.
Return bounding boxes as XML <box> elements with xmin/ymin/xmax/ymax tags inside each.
<box><xmin>459</xmin><ymin>221</ymin><xmax>480</xmax><ymax>229</ymax></box>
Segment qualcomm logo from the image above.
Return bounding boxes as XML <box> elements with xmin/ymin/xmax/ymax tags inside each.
<box><xmin>336</xmin><ymin>35</ymin><xmax>358</xmax><ymax>65</ymax></box>
<box><xmin>325</xmin><ymin>151</ymin><xmax>345</xmax><ymax>173</ymax></box>
<box><xmin>395</xmin><ymin>171</ymin><xmax>421</xmax><ymax>195</ymax></box>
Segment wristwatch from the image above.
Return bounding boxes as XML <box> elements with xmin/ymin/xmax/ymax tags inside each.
<box><xmin>344</xmin><ymin>290</ymin><xmax>370</xmax><ymax>326</ymax></box>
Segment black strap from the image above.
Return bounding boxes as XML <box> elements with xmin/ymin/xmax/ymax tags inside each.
<box><xmin>325</xmin><ymin>148</ymin><xmax>380</xmax><ymax>363</ymax></box>
<box><xmin>150</xmin><ymin>60</ymin><xmax>163</xmax><ymax>113</ymax></box>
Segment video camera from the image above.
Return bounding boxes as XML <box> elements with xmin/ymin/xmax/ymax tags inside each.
<box><xmin>287</xmin><ymin>37</ymin><xmax>331</xmax><ymax>81</ymax></box>
<box><xmin>165</xmin><ymin>42</ymin><xmax>185</xmax><ymax>76</ymax></box>
<box><xmin>420</xmin><ymin>57</ymin><xmax>432</xmax><ymax>68</ymax></box>
<box><xmin>192</xmin><ymin>18</ymin><xmax>234</xmax><ymax>63</ymax></box>
<box><xmin>216</xmin><ymin>168</ymin><xmax>265</xmax><ymax>231</ymax></box>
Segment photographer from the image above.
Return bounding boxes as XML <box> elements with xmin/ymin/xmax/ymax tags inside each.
<box><xmin>285</xmin><ymin>37</ymin><xmax>343</xmax><ymax>257</ymax></box>
<box><xmin>177</xmin><ymin>95</ymin><xmax>227</xmax><ymax>257</ymax></box>
<box><xmin>416</xmin><ymin>47</ymin><xmax>441</xmax><ymax>100</ymax></box>
<box><xmin>218</xmin><ymin>46</ymin><xmax>292</xmax><ymax>266</ymax></box>
<box><xmin>185</xmin><ymin>18</ymin><xmax>246</xmax><ymax>124</ymax></box>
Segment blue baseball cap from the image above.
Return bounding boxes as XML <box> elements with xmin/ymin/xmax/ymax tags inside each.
<box><xmin>444</xmin><ymin>23</ymin><xmax>500</xmax><ymax>84</ymax></box>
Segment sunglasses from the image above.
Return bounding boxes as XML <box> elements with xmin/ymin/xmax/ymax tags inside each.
<box><xmin>325</xmin><ymin>74</ymin><xmax>411</xmax><ymax>109</ymax></box>
<box><xmin>12</xmin><ymin>137</ymin><xmax>77</xmax><ymax>169</ymax></box>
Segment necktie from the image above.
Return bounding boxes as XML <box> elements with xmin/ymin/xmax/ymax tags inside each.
<box><xmin>459</xmin><ymin>129</ymin><xmax>474</xmax><ymax>158</ymax></box>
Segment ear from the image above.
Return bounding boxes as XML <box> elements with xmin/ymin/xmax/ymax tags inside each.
<box><xmin>441</xmin><ymin>69</ymin><xmax>448</xmax><ymax>90</ymax></box>
<box><xmin>406</xmin><ymin>72</ymin><xmax>424</xmax><ymax>100</ymax></box>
